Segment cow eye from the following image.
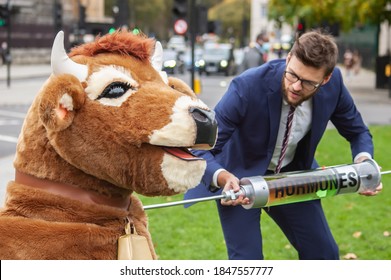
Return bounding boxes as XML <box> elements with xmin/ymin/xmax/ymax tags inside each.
<box><xmin>97</xmin><ymin>82</ymin><xmax>132</xmax><ymax>99</ymax></box>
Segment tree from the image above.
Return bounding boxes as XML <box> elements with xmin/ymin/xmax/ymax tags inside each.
<box><xmin>103</xmin><ymin>0</ymin><xmax>227</xmax><ymax>41</ymax></box>
<box><xmin>268</xmin><ymin>0</ymin><xmax>391</xmax><ymax>33</ymax></box>
<box><xmin>104</xmin><ymin>0</ymin><xmax>169</xmax><ymax>39</ymax></box>
<box><xmin>208</xmin><ymin>0</ymin><xmax>251</xmax><ymax>45</ymax></box>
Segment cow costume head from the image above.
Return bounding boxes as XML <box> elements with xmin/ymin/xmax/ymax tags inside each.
<box><xmin>0</xmin><ymin>31</ymin><xmax>217</xmax><ymax>259</ymax></box>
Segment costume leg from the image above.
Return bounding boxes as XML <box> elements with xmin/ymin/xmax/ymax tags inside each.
<box><xmin>266</xmin><ymin>200</ymin><xmax>339</xmax><ymax>259</ymax></box>
<box><xmin>216</xmin><ymin>201</ymin><xmax>262</xmax><ymax>259</ymax></box>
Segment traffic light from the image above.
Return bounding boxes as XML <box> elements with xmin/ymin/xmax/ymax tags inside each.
<box><xmin>113</xmin><ymin>0</ymin><xmax>130</xmax><ymax>28</ymax></box>
<box><xmin>132</xmin><ymin>27</ymin><xmax>140</xmax><ymax>35</ymax></box>
<box><xmin>0</xmin><ymin>4</ymin><xmax>9</xmax><ymax>27</ymax></box>
<box><xmin>109</xmin><ymin>27</ymin><xmax>116</xmax><ymax>34</ymax></box>
<box><xmin>172</xmin><ymin>0</ymin><xmax>187</xmax><ymax>19</ymax></box>
<box><xmin>296</xmin><ymin>19</ymin><xmax>306</xmax><ymax>37</ymax></box>
<box><xmin>53</xmin><ymin>2</ymin><xmax>62</xmax><ymax>32</ymax></box>
<box><xmin>196</xmin><ymin>5</ymin><xmax>208</xmax><ymax>35</ymax></box>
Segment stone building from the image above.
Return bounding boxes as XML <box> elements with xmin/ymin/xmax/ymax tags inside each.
<box><xmin>0</xmin><ymin>0</ymin><xmax>111</xmax><ymax>64</ymax></box>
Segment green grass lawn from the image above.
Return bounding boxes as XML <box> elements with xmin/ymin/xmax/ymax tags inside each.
<box><xmin>138</xmin><ymin>125</ymin><xmax>391</xmax><ymax>260</ymax></box>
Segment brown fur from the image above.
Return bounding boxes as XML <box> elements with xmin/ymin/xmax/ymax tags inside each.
<box><xmin>0</xmin><ymin>182</ymin><xmax>151</xmax><ymax>259</ymax></box>
<box><xmin>69</xmin><ymin>31</ymin><xmax>155</xmax><ymax>61</ymax></box>
<box><xmin>0</xmin><ymin>31</ymin><xmax>216</xmax><ymax>259</ymax></box>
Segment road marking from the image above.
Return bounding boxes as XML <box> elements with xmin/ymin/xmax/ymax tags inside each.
<box><xmin>0</xmin><ymin>135</ymin><xmax>19</xmax><ymax>143</ymax></box>
<box><xmin>0</xmin><ymin>109</ymin><xmax>26</xmax><ymax>119</ymax></box>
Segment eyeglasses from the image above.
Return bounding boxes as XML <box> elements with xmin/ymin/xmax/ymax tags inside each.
<box><xmin>284</xmin><ymin>71</ymin><xmax>322</xmax><ymax>91</ymax></box>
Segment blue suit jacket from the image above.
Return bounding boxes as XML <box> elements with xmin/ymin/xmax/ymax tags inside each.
<box><xmin>185</xmin><ymin>59</ymin><xmax>373</xmax><ymax>201</ymax></box>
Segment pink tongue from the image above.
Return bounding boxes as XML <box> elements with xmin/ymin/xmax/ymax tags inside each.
<box><xmin>162</xmin><ymin>147</ymin><xmax>203</xmax><ymax>161</ymax></box>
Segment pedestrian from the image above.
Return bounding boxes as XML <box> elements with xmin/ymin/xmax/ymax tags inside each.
<box><xmin>343</xmin><ymin>48</ymin><xmax>354</xmax><ymax>79</ymax></box>
<box><xmin>352</xmin><ymin>49</ymin><xmax>361</xmax><ymax>75</ymax></box>
<box><xmin>239</xmin><ymin>32</ymin><xmax>269</xmax><ymax>73</ymax></box>
<box><xmin>185</xmin><ymin>30</ymin><xmax>382</xmax><ymax>260</ymax></box>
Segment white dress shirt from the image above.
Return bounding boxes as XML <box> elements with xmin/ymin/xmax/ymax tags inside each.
<box><xmin>267</xmin><ymin>99</ymin><xmax>312</xmax><ymax>171</ymax></box>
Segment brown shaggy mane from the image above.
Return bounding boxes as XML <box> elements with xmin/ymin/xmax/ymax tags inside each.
<box><xmin>68</xmin><ymin>30</ymin><xmax>155</xmax><ymax>61</ymax></box>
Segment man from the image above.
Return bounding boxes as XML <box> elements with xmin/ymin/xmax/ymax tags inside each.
<box><xmin>239</xmin><ymin>32</ymin><xmax>269</xmax><ymax>72</ymax></box>
<box><xmin>185</xmin><ymin>30</ymin><xmax>382</xmax><ymax>260</ymax></box>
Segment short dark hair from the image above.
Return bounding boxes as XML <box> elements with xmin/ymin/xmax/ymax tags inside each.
<box><xmin>290</xmin><ymin>30</ymin><xmax>338</xmax><ymax>76</ymax></box>
<box><xmin>256</xmin><ymin>32</ymin><xmax>268</xmax><ymax>42</ymax></box>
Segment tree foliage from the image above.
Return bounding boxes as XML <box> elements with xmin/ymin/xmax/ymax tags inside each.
<box><xmin>268</xmin><ymin>0</ymin><xmax>391</xmax><ymax>32</ymax></box>
<box><xmin>208</xmin><ymin>0</ymin><xmax>251</xmax><ymax>43</ymax></box>
<box><xmin>102</xmin><ymin>1</ymin><xmax>390</xmax><ymax>40</ymax></box>
<box><xmin>104</xmin><ymin>0</ymin><xmax>169</xmax><ymax>39</ymax></box>
<box><xmin>104</xmin><ymin>0</ymin><xmax>246</xmax><ymax>41</ymax></box>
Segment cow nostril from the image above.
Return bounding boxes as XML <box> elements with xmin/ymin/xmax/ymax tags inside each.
<box><xmin>192</xmin><ymin>110</ymin><xmax>208</xmax><ymax>122</ymax></box>
<box><xmin>189</xmin><ymin>107</ymin><xmax>212</xmax><ymax>123</ymax></box>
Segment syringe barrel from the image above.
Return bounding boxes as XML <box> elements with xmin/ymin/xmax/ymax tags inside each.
<box><xmin>239</xmin><ymin>159</ymin><xmax>381</xmax><ymax>209</ymax></box>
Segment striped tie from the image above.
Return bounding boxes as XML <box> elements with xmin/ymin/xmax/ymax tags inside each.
<box><xmin>275</xmin><ymin>105</ymin><xmax>296</xmax><ymax>174</ymax></box>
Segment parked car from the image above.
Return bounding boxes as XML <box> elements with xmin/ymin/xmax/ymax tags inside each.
<box><xmin>198</xmin><ymin>43</ymin><xmax>236</xmax><ymax>76</ymax></box>
<box><xmin>162</xmin><ymin>49</ymin><xmax>185</xmax><ymax>74</ymax></box>
<box><xmin>182</xmin><ymin>47</ymin><xmax>203</xmax><ymax>72</ymax></box>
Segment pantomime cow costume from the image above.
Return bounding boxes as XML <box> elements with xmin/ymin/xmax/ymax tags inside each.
<box><xmin>0</xmin><ymin>31</ymin><xmax>217</xmax><ymax>259</ymax></box>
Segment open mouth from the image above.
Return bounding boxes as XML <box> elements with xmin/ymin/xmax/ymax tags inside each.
<box><xmin>162</xmin><ymin>147</ymin><xmax>204</xmax><ymax>161</ymax></box>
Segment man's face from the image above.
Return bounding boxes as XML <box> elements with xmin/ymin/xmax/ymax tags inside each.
<box><xmin>282</xmin><ymin>54</ymin><xmax>329</xmax><ymax>107</ymax></box>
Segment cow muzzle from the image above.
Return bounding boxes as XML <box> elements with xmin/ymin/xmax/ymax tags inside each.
<box><xmin>189</xmin><ymin>107</ymin><xmax>217</xmax><ymax>149</ymax></box>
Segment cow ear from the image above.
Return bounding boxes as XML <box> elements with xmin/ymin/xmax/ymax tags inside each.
<box><xmin>151</xmin><ymin>41</ymin><xmax>169</xmax><ymax>84</ymax></box>
<box><xmin>151</xmin><ymin>41</ymin><xmax>163</xmax><ymax>71</ymax></box>
<box><xmin>168</xmin><ymin>77</ymin><xmax>197</xmax><ymax>98</ymax></box>
<box><xmin>39</xmin><ymin>74</ymin><xmax>86</xmax><ymax>131</ymax></box>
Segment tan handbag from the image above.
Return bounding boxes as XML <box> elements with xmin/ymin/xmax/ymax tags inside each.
<box><xmin>118</xmin><ymin>220</ymin><xmax>153</xmax><ymax>260</ymax></box>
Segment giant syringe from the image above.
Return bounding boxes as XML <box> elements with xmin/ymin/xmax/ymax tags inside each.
<box><xmin>143</xmin><ymin>159</ymin><xmax>388</xmax><ymax>210</ymax></box>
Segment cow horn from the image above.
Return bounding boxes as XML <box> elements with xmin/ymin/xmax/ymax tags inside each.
<box><xmin>51</xmin><ymin>31</ymin><xmax>88</xmax><ymax>82</ymax></box>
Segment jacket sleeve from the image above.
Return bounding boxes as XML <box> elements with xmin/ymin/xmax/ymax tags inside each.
<box><xmin>330</xmin><ymin>68</ymin><xmax>374</xmax><ymax>159</ymax></box>
<box><xmin>192</xmin><ymin>76</ymin><xmax>250</xmax><ymax>187</ymax></box>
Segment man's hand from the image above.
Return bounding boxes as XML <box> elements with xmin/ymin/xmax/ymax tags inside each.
<box><xmin>217</xmin><ymin>171</ymin><xmax>250</xmax><ymax>206</ymax></box>
<box><xmin>359</xmin><ymin>183</ymin><xmax>382</xmax><ymax>196</ymax></box>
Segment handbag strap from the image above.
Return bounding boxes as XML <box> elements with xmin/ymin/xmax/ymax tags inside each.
<box><xmin>124</xmin><ymin>217</ymin><xmax>138</xmax><ymax>235</ymax></box>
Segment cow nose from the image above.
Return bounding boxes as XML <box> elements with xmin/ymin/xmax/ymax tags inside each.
<box><xmin>189</xmin><ymin>107</ymin><xmax>218</xmax><ymax>149</ymax></box>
